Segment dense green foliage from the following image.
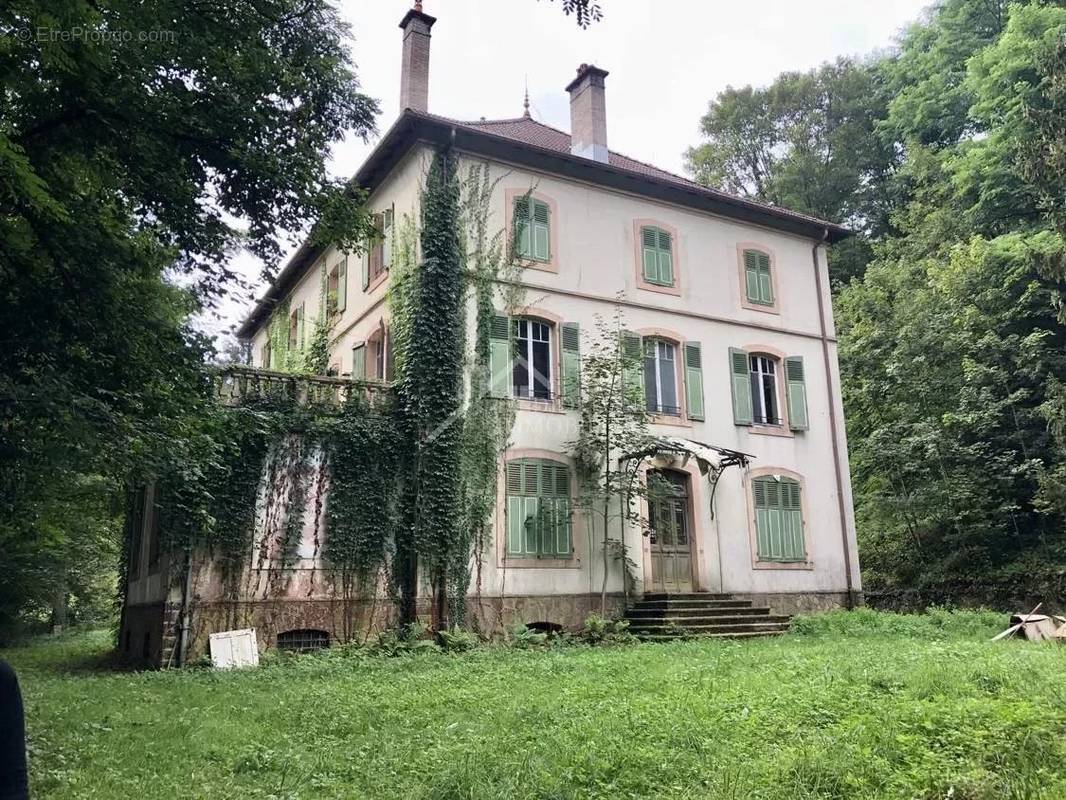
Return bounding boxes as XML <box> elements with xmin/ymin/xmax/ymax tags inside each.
<box><xmin>0</xmin><ymin>0</ymin><xmax>378</xmax><ymax>636</ymax></box>
<box><xmin>688</xmin><ymin>0</ymin><xmax>1066</xmax><ymax>604</ymax></box>
<box><xmin>8</xmin><ymin>611</ymin><xmax>1066</xmax><ymax>799</ymax></box>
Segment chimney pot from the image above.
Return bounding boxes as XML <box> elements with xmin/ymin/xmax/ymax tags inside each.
<box><xmin>399</xmin><ymin>6</ymin><xmax>436</xmax><ymax>113</ymax></box>
<box><xmin>566</xmin><ymin>63</ymin><xmax>609</xmax><ymax>163</ymax></box>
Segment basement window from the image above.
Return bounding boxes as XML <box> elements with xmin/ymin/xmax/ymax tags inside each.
<box><xmin>277</xmin><ymin>629</ymin><xmax>330</xmax><ymax>653</ymax></box>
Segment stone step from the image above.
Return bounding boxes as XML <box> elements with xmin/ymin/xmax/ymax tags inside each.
<box><xmin>627</xmin><ymin>615</ymin><xmax>789</xmax><ymax>628</ymax></box>
<box><xmin>630</xmin><ymin>598</ymin><xmax>754</xmax><ymax>611</ymax></box>
<box><xmin>626</xmin><ymin>616</ymin><xmax>791</xmax><ymax>630</ymax></box>
<box><xmin>638</xmin><ymin>629</ymin><xmax>787</xmax><ymax>642</ymax></box>
<box><xmin>627</xmin><ymin>604</ymin><xmax>766</xmax><ymax>617</ymax></box>
<box><xmin>641</xmin><ymin>592</ymin><xmax>733</xmax><ymax>602</ymax></box>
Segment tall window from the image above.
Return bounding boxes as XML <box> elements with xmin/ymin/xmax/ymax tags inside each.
<box><xmin>752</xmin><ymin>476</ymin><xmax>805</xmax><ymax>562</ymax></box>
<box><xmin>641</xmin><ymin>226</ymin><xmax>674</xmax><ymax>287</ymax></box>
<box><xmin>514</xmin><ymin>196</ymin><xmax>550</xmax><ymax>262</ymax></box>
<box><xmin>750</xmin><ymin>355</ymin><xmax>780</xmax><ymax>425</ymax></box>
<box><xmin>743</xmin><ymin>249</ymin><xmax>774</xmax><ymax>306</ymax></box>
<box><xmin>505</xmin><ymin>458</ymin><xmax>572</xmax><ymax>558</ymax></box>
<box><xmin>513</xmin><ymin>319</ymin><xmax>552</xmax><ymax>400</ymax></box>
<box><xmin>327</xmin><ymin>259</ymin><xmax>346</xmax><ymax>316</ymax></box>
<box><xmin>644</xmin><ymin>339</ymin><xmax>680</xmax><ymax>416</ymax></box>
<box><xmin>368</xmin><ymin>209</ymin><xmax>393</xmax><ymax>283</ymax></box>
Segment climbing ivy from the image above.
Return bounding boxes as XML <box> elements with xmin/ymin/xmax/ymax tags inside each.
<box><xmin>150</xmin><ymin>150</ymin><xmax>527</xmax><ymax>634</ymax></box>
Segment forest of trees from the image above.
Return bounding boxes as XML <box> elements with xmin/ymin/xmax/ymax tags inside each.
<box><xmin>0</xmin><ymin>0</ymin><xmax>1062</xmax><ymax>636</ymax></box>
<box><xmin>689</xmin><ymin>0</ymin><xmax>1066</xmax><ymax>604</ymax></box>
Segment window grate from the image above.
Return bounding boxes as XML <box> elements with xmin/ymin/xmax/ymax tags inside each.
<box><xmin>277</xmin><ymin>629</ymin><xmax>330</xmax><ymax>653</ymax></box>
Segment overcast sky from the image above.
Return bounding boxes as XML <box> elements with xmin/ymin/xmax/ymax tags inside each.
<box><xmin>204</xmin><ymin>0</ymin><xmax>932</xmax><ymax>345</ymax></box>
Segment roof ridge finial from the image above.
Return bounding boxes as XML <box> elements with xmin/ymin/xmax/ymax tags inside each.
<box><xmin>523</xmin><ymin>76</ymin><xmax>530</xmax><ymax>118</ymax></box>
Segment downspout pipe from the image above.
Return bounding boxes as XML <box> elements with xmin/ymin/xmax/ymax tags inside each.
<box><xmin>812</xmin><ymin>230</ymin><xmax>857</xmax><ymax>609</ymax></box>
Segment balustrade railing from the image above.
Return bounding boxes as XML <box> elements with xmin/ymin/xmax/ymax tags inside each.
<box><xmin>212</xmin><ymin>365</ymin><xmax>391</xmax><ymax>408</ymax></box>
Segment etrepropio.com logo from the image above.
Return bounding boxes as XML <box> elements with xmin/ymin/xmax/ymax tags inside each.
<box><xmin>7</xmin><ymin>26</ymin><xmax>176</xmax><ymax>44</ymax></box>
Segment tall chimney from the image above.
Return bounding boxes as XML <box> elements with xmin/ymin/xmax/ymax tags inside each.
<box><xmin>399</xmin><ymin>4</ymin><xmax>436</xmax><ymax>113</ymax></box>
<box><xmin>566</xmin><ymin>64</ymin><xmax>609</xmax><ymax>163</ymax></box>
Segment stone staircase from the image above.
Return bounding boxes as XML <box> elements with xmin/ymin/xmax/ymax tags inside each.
<box><xmin>624</xmin><ymin>593</ymin><xmax>791</xmax><ymax>640</ymax></box>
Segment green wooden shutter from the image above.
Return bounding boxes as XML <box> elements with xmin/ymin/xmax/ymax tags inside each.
<box><xmin>532</xmin><ymin>200</ymin><xmax>550</xmax><ymax>261</ymax></box>
<box><xmin>336</xmin><ymin>258</ymin><xmax>347</xmax><ymax>313</ymax></box>
<box><xmin>488</xmin><ymin>313</ymin><xmax>511</xmax><ymax>398</ymax></box>
<box><xmin>744</xmin><ymin>250</ymin><xmax>760</xmax><ymax>302</ymax></box>
<box><xmin>753</xmin><ymin>477</ymin><xmax>771</xmax><ymax>560</ymax></box>
<box><xmin>657</xmin><ymin>228</ymin><xmax>673</xmax><ymax>285</ymax></box>
<box><xmin>784</xmin><ymin>356</ymin><xmax>809</xmax><ymax>431</ymax></box>
<box><xmin>782</xmin><ymin>479</ymin><xmax>805</xmax><ymax>560</ymax></box>
<box><xmin>351</xmin><ymin>343</ymin><xmax>366</xmax><ymax>379</ymax></box>
<box><xmin>622</xmin><ymin>331</ymin><xmax>644</xmax><ymax>406</ymax></box>
<box><xmin>730</xmin><ymin>347</ymin><xmax>753</xmax><ymax>425</ymax></box>
<box><xmin>641</xmin><ymin>226</ymin><xmax>658</xmax><ymax>281</ymax></box>
<box><xmin>757</xmin><ymin>252</ymin><xmax>773</xmax><ymax>304</ymax></box>
<box><xmin>560</xmin><ymin>322</ymin><xmax>581</xmax><ymax>408</ymax></box>
<box><xmin>361</xmin><ymin>250</ymin><xmax>370</xmax><ymax>290</ymax></box>
<box><xmin>296</xmin><ymin>303</ymin><xmax>305</xmax><ymax>347</ymax></box>
<box><xmin>514</xmin><ymin>196</ymin><xmax>532</xmax><ymax>258</ymax></box>
<box><xmin>754</xmin><ymin>477</ymin><xmax>805</xmax><ymax>561</ymax></box>
<box><xmin>683</xmin><ymin>341</ymin><xmax>704</xmax><ymax>421</ymax></box>
<box><xmin>505</xmin><ymin>462</ymin><xmax>523</xmax><ymax>556</ymax></box>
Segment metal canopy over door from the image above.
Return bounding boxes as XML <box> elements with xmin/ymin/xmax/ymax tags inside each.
<box><xmin>647</xmin><ymin>469</ymin><xmax>694</xmax><ymax>592</ymax></box>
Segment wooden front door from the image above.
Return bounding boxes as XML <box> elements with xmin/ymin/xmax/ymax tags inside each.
<box><xmin>646</xmin><ymin>470</ymin><xmax>694</xmax><ymax>593</ymax></box>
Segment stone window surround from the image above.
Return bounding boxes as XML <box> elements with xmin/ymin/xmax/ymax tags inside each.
<box><xmin>505</xmin><ymin>188</ymin><xmax>560</xmax><ymax>274</ymax></box>
<box><xmin>740</xmin><ymin>342</ymin><xmax>795</xmax><ymax>439</ymax></box>
<box><xmin>737</xmin><ymin>242</ymin><xmax>781</xmax><ymax>315</ymax></box>
<box><xmin>496</xmin><ymin>448</ymin><xmax>580</xmax><ymax>569</ymax></box>
<box><xmin>744</xmin><ymin>465</ymin><xmax>813</xmax><ymax>570</ymax></box>
<box><xmin>633</xmin><ymin>218</ymin><xmax>682</xmax><ymax>297</ymax></box>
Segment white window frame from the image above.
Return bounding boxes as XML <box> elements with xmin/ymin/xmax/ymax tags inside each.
<box><xmin>513</xmin><ymin>319</ymin><xmax>552</xmax><ymax>400</ymax></box>
<box><xmin>750</xmin><ymin>355</ymin><xmax>779</xmax><ymax>425</ymax></box>
<box><xmin>644</xmin><ymin>339</ymin><xmax>679</xmax><ymax>416</ymax></box>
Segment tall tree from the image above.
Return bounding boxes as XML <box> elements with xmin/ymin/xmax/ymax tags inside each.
<box><xmin>686</xmin><ymin>58</ymin><xmax>899</xmax><ymax>285</ymax></box>
<box><xmin>0</xmin><ymin>0</ymin><xmax>379</xmax><ymax>633</ymax></box>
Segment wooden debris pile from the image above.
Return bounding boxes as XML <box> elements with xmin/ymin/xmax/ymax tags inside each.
<box><xmin>991</xmin><ymin>603</ymin><xmax>1066</xmax><ymax>642</ymax></box>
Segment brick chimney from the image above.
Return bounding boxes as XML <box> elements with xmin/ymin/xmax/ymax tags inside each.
<box><xmin>399</xmin><ymin>4</ymin><xmax>436</xmax><ymax>113</ymax></box>
<box><xmin>566</xmin><ymin>64</ymin><xmax>609</xmax><ymax>163</ymax></box>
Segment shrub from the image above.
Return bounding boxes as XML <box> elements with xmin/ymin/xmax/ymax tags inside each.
<box><xmin>510</xmin><ymin>624</ymin><xmax>548</xmax><ymax>649</ymax></box>
<box><xmin>579</xmin><ymin>614</ymin><xmax>637</xmax><ymax>646</ymax></box>
<box><xmin>438</xmin><ymin>627</ymin><xmax>479</xmax><ymax>653</ymax></box>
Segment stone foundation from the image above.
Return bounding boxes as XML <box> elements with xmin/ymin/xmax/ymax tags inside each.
<box><xmin>730</xmin><ymin>590</ymin><xmax>863</xmax><ymax>616</ymax></box>
<box><xmin>180</xmin><ymin>592</ymin><xmax>628</xmax><ymax>661</ymax></box>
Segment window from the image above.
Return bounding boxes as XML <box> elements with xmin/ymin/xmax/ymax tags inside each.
<box><xmin>743</xmin><ymin>249</ymin><xmax>774</xmax><ymax>306</ymax></box>
<box><xmin>363</xmin><ymin>207</ymin><xmax>394</xmax><ymax>290</ymax></box>
<box><xmin>514</xmin><ymin>196</ymin><xmax>550</xmax><ymax>262</ymax></box>
<box><xmin>277</xmin><ymin>629</ymin><xmax>330</xmax><ymax>653</ymax></box>
<box><xmin>366</xmin><ymin>326</ymin><xmax>390</xmax><ymax>381</ymax></box>
<box><xmin>505</xmin><ymin>459</ymin><xmax>572</xmax><ymax>558</ymax></box>
<box><xmin>730</xmin><ymin>348</ymin><xmax>808</xmax><ymax>430</ymax></box>
<box><xmin>513</xmin><ymin>318</ymin><xmax>552</xmax><ymax>400</ymax></box>
<box><xmin>260</xmin><ymin>342</ymin><xmax>272</xmax><ymax>369</ymax></box>
<box><xmin>327</xmin><ymin>259</ymin><xmax>347</xmax><ymax>316</ymax></box>
<box><xmin>749</xmin><ymin>355</ymin><xmax>780</xmax><ymax>425</ymax></box>
<box><xmin>288</xmin><ymin>304</ymin><xmax>304</xmax><ymax>351</ymax></box>
<box><xmin>643</xmin><ymin>339</ymin><xmax>680</xmax><ymax>416</ymax></box>
<box><xmin>641</xmin><ymin>226</ymin><xmax>674</xmax><ymax>287</ymax></box>
<box><xmin>752</xmin><ymin>476</ymin><xmax>806</xmax><ymax>562</ymax></box>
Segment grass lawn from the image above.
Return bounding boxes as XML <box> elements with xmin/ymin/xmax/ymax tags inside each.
<box><xmin>5</xmin><ymin>609</ymin><xmax>1066</xmax><ymax>799</ymax></box>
